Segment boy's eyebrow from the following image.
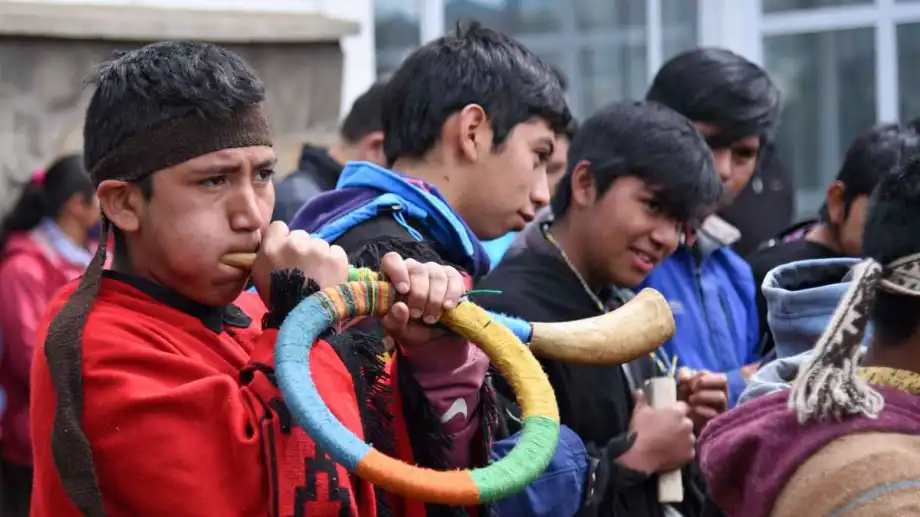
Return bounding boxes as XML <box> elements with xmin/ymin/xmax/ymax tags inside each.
<box><xmin>198</xmin><ymin>157</ymin><xmax>277</xmax><ymax>175</ymax></box>
<box><xmin>198</xmin><ymin>163</ymin><xmax>240</xmax><ymax>175</ymax></box>
<box><xmin>254</xmin><ymin>157</ymin><xmax>278</xmax><ymax>169</ymax></box>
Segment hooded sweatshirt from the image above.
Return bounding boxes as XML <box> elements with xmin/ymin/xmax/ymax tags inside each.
<box><xmin>761</xmin><ymin>256</ymin><xmax>864</xmax><ymax>359</ymax></box>
<box><xmin>290</xmin><ymin>162</ymin><xmax>592</xmax><ymax>517</ymax></box>
<box><xmin>739</xmin><ymin>257</ymin><xmax>872</xmax><ymax>404</ymax></box>
<box><xmin>0</xmin><ymin>220</ymin><xmax>91</xmax><ymax>465</ymax></box>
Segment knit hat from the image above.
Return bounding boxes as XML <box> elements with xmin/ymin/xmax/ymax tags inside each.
<box><xmin>43</xmin><ymin>43</ymin><xmax>272</xmax><ymax>517</ymax></box>
<box><xmin>788</xmin><ymin>252</ymin><xmax>920</xmax><ymax>423</ymax></box>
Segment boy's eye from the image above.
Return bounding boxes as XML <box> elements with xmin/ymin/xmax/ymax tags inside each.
<box><xmin>200</xmin><ymin>175</ymin><xmax>227</xmax><ymax>187</ymax></box>
<box><xmin>535</xmin><ymin>150</ymin><xmax>551</xmax><ymax>163</ymax></box>
<box><xmin>256</xmin><ymin>169</ymin><xmax>275</xmax><ymax>181</ymax></box>
<box><xmin>734</xmin><ymin>150</ymin><xmax>756</xmax><ymax>161</ymax></box>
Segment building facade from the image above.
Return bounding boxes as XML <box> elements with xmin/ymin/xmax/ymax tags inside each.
<box><xmin>374</xmin><ymin>0</ymin><xmax>920</xmax><ymax>218</ymax></box>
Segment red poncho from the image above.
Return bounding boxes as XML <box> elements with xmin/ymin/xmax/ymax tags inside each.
<box><xmin>30</xmin><ymin>274</ymin><xmax>484</xmax><ymax>517</ymax></box>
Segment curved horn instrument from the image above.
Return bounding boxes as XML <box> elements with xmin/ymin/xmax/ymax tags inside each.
<box><xmin>221</xmin><ymin>252</ymin><xmax>674</xmax><ymax>365</ymax></box>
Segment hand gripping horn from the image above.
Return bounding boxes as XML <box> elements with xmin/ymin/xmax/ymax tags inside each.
<box><xmin>221</xmin><ymin>253</ymin><xmax>674</xmax><ymax>505</ymax></box>
<box><xmin>222</xmin><ymin>252</ymin><xmax>675</xmax><ymax>365</ymax></box>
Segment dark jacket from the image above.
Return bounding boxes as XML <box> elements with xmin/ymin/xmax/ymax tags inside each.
<box><xmin>475</xmin><ymin>220</ymin><xmax>706</xmax><ymax>517</ymax></box>
<box><xmin>272</xmin><ymin>144</ymin><xmax>342</xmax><ymax>224</ymax></box>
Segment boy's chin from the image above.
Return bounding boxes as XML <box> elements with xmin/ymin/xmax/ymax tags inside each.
<box><xmin>190</xmin><ymin>279</ymin><xmax>250</xmax><ymax>307</ymax></box>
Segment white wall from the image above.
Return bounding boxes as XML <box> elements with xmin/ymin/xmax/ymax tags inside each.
<box><xmin>10</xmin><ymin>0</ymin><xmax>376</xmax><ymax>119</ymax></box>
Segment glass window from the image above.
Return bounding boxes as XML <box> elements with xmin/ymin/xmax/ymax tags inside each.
<box><xmin>764</xmin><ymin>28</ymin><xmax>876</xmax><ymax>217</ymax></box>
<box><xmin>662</xmin><ymin>0</ymin><xmax>699</xmax><ymax>63</ymax></box>
<box><xmin>380</xmin><ymin>0</ymin><xmax>699</xmax><ymax>119</ymax></box>
<box><xmin>762</xmin><ymin>0</ymin><xmax>872</xmax><ymax>14</ymax></box>
<box><xmin>578</xmin><ymin>42</ymin><xmax>647</xmax><ymax>115</ymax></box>
<box><xmin>897</xmin><ymin>23</ymin><xmax>920</xmax><ymax>124</ymax></box>
<box><xmin>375</xmin><ymin>0</ymin><xmax>421</xmax><ymax>76</ymax></box>
<box><xmin>573</xmin><ymin>0</ymin><xmax>644</xmax><ymax>32</ymax></box>
<box><xmin>444</xmin><ymin>0</ymin><xmax>561</xmax><ymax>35</ymax></box>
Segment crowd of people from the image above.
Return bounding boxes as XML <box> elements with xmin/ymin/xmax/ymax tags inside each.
<box><xmin>1</xmin><ymin>19</ymin><xmax>919</xmax><ymax>517</ymax></box>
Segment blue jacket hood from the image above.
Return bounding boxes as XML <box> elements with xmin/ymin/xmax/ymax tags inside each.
<box><xmin>763</xmin><ymin>257</ymin><xmax>867</xmax><ymax>359</ymax></box>
<box><xmin>738</xmin><ymin>351</ymin><xmax>809</xmax><ymax>404</ymax></box>
<box><xmin>290</xmin><ymin>161</ymin><xmax>491</xmax><ymax>277</ymax></box>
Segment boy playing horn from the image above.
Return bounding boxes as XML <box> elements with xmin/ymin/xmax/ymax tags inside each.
<box><xmin>30</xmin><ymin>41</ymin><xmax>484</xmax><ymax>517</ymax></box>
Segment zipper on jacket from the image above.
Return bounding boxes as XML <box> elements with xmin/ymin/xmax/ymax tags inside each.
<box><xmin>718</xmin><ymin>291</ymin><xmax>739</xmax><ymax>351</ymax></box>
<box><xmin>692</xmin><ymin>259</ymin><xmax>715</xmax><ymax>336</ymax></box>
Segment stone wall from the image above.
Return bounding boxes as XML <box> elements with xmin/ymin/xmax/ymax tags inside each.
<box><xmin>0</xmin><ymin>2</ymin><xmax>358</xmax><ymax>219</ymax></box>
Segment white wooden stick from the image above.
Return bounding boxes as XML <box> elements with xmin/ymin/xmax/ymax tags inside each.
<box><xmin>645</xmin><ymin>377</ymin><xmax>684</xmax><ymax>503</ymax></box>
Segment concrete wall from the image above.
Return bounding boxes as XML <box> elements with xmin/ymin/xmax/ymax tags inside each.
<box><xmin>0</xmin><ymin>1</ymin><xmax>359</xmax><ymax>219</ymax></box>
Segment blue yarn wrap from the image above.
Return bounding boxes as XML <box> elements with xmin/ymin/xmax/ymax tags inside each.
<box><xmin>275</xmin><ymin>294</ymin><xmax>371</xmax><ymax>470</ymax></box>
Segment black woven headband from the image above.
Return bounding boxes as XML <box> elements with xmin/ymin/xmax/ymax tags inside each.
<box><xmin>90</xmin><ymin>103</ymin><xmax>273</xmax><ymax>185</ymax></box>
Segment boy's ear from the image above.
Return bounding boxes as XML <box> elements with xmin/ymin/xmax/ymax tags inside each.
<box><xmin>568</xmin><ymin>160</ymin><xmax>597</xmax><ymax>210</ymax></box>
<box><xmin>825</xmin><ymin>181</ymin><xmax>847</xmax><ymax>225</ymax></box>
<box><xmin>455</xmin><ymin>103</ymin><xmax>490</xmax><ymax>163</ymax></box>
<box><xmin>96</xmin><ymin>179</ymin><xmax>143</xmax><ymax>234</ymax></box>
<box><xmin>359</xmin><ymin>130</ymin><xmax>386</xmax><ymax>167</ymax></box>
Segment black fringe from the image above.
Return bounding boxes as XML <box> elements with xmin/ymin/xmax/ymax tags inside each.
<box><xmin>262</xmin><ymin>269</ymin><xmax>320</xmax><ymax>330</ymax></box>
<box><xmin>397</xmin><ymin>353</ymin><xmax>464</xmax><ymax>517</ymax></box>
<box><xmin>345</xmin><ymin>235</ymin><xmax>493</xmax><ymax>517</ymax></box>
<box><xmin>349</xmin><ymin>240</ymin><xmax>448</xmax><ymax>270</ymax></box>
<box><xmin>477</xmin><ymin>377</ymin><xmax>500</xmax><ymax>517</ymax></box>
<box><xmin>328</xmin><ymin>329</ymin><xmax>394</xmax><ymax>517</ymax></box>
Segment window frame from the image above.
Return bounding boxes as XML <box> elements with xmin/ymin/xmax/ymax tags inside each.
<box><xmin>374</xmin><ymin>0</ymin><xmax>698</xmax><ymax>116</ymax></box>
<box><xmin>756</xmin><ymin>0</ymin><xmax>920</xmax><ymax>216</ymax></box>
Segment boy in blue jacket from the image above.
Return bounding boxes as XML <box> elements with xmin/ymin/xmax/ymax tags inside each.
<box><xmin>640</xmin><ymin>48</ymin><xmax>781</xmax><ymax>407</ymax></box>
<box><xmin>290</xmin><ymin>22</ymin><xmax>591</xmax><ymax>517</ymax></box>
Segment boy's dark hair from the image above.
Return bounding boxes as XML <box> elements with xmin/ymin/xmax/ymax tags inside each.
<box><xmin>339</xmin><ymin>80</ymin><xmax>387</xmax><ymax>144</ymax></box>
<box><xmin>863</xmin><ymin>151</ymin><xmax>920</xmax><ymax>345</ymax></box>
<box><xmin>818</xmin><ymin>123</ymin><xmax>918</xmax><ymax>221</ymax></box>
<box><xmin>646</xmin><ymin>47</ymin><xmax>780</xmax><ymax>147</ymax></box>
<box><xmin>550</xmin><ymin>64</ymin><xmax>568</xmax><ymax>92</ymax></box>
<box><xmin>380</xmin><ymin>21</ymin><xmax>571</xmax><ymax>167</ymax></box>
<box><xmin>550</xmin><ymin>100</ymin><xmax>722</xmax><ymax>222</ymax></box>
<box><xmin>560</xmin><ymin>117</ymin><xmax>578</xmax><ymax>141</ymax></box>
<box><xmin>0</xmin><ymin>154</ymin><xmax>94</xmax><ymax>250</ymax></box>
<box><xmin>83</xmin><ymin>41</ymin><xmax>266</xmax><ymax>258</ymax></box>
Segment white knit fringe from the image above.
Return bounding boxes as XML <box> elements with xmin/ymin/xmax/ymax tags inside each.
<box><xmin>788</xmin><ymin>259</ymin><xmax>885</xmax><ymax>423</ymax></box>
<box><xmin>789</xmin><ymin>357</ymin><xmax>884</xmax><ymax>423</ymax></box>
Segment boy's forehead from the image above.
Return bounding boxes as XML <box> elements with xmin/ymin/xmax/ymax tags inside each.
<box><xmin>694</xmin><ymin>122</ymin><xmax>760</xmax><ymax>150</ymax></box>
<box><xmin>182</xmin><ymin>146</ymin><xmax>276</xmax><ymax>171</ymax></box>
<box><xmin>517</xmin><ymin>117</ymin><xmax>554</xmax><ymax>134</ymax></box>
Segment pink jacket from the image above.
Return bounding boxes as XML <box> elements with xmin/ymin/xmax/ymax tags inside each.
<box><xmin>0</xmin><ymin>230</ymin><xmax>88</xmax><ymax>465</ymax></box>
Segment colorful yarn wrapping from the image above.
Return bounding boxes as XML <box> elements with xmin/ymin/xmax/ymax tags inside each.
<box><xmin>275</xmin><ymin>278</ymin><xmax>560</xmax><ymax>505</ymax></box>
<box><xmin>346</xmin><ymin>267</ymin><xmax>533</xmax><ymax>341</ymax></box>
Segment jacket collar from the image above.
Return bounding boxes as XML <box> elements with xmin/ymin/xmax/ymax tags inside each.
<box><xmin>103</xmin><ymin>270</ymin><xmax>252</xmax><ymax>333</ymax></box>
